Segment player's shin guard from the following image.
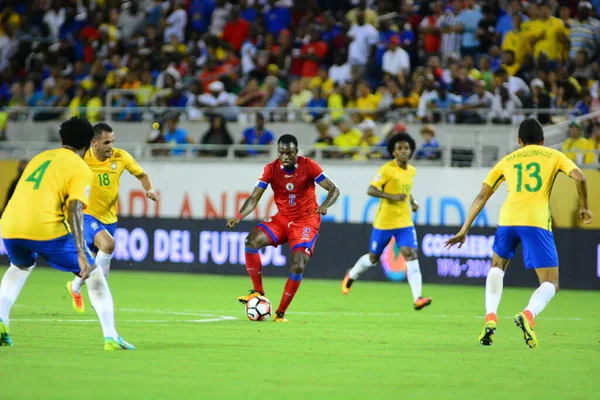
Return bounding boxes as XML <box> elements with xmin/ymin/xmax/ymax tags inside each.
<box><xmin>524</xmin><ymin>282</ymin><xmax>556</xmax><ymax>319</ymax></box>
<box><xmin>406</xmin><ymin>260</ymin><xmax>423</xmax><ymax>302</ymax></box>
<box><xmin>348</xmin><ymin>254</ymin><xmax>377</xmax><ymax>280</ymax></box>
<box><xmin>485</xmin><ymin>268</ymin><xmax>504</xmax><ymax>320</ymax></box>
<box><xmin>86</xmin><ymin>268</ymin><xmax>119</xmax><ymax>339</ymax></box>
<box><xmin>276</xmin><ymin>273</ymin><xmax>302</xmax><ymax>314</ymax></box>
<box><xmin>95</xmin><ymin>251</ymin><xmax>113</xmax><ymax>278</ymax></box>
<box><xmin>244</xmin><ymin>248</ymin><xmax>264</xmax><ymax>295</ymax></box>
<box><xmin>0</xmin><ymin>264</ymin><xmax>34</xmax><ymax>326</ymax></box>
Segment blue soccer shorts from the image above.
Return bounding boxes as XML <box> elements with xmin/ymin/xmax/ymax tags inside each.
<box><xmin>493</xmin><ymin>226</ymin><xmax>559</xmax><ymax>269</ymax></box>
<box><xmin>3</xmin><ymin>234</ymin><xmax>95</xmax><ymax>273</ymax></box>
<box><xmin>84</xmin><ymin>215</ymin><xmax>117</xmax><ymax>253</ymax></box>
<box><xmin>369</xmin><ymin>226</ymin><xmax>418</xmax><ymax>255</ymax></box>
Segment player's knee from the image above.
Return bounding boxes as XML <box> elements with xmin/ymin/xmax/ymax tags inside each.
<box><xmin>402</xmin><ymin>248</ymin><xmax>418</xmax><ymax>261</ymax></box>
<box><xmin>101</xmin><ymin>239</ymin><xmax>115</xmax><ymax>254</ymax></box>
<box><xmin>369</xmin><ymin>253</ymin><xmax>380</xmax><ymax>264</ymax></box>
<box><xmin>244</xmin><ymin>235</ymin><xmax>260</xmax><ymax>249</ymax></box>
<box><xmin>291</xmin><ymin>254</ymin><xmax>306</xmax><ymax>274</ymax></box>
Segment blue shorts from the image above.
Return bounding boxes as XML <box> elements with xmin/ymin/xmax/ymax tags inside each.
<box><xmin>3</xmin><ymin>234</ymin><xmax>95</xmax><ymax>273</ymax></box>
<box><xmin>493</xmin><ymin>226</ymin><xmax>559</xmax><ymax>269</ymax></box>
<box><xmin>370</xmin><ymin>226</ymin><xmax>418</xmax><ymax>255</ymax></box>
<box><xmin>84</xmin><ymin>215</ymin><xmax>117</xmax><ymax>253</ymax></box>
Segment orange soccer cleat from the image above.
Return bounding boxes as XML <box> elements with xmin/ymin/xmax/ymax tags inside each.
<box><xmin>414</xmin><ymin>296</ymin><xmax>433</xmax><ymax>311</ymax></box>
<box><xmin>238</xmin><ymin>289</ymin><xmax>264</xmax><ymax>304</ymax></box>
<box><xmin>66</xmin><ymin>281</ymin><xmax>85</xmax><ymax>313</ymax></box>
<box><xmin>341</xmin><ymin>272</ymin><xmax>354</xmax><ymax>295</ymax></box>
<box><xmin>273</xmin><ymin>311</ymin><xmax>288</xmax><ymax>322</ymax></box>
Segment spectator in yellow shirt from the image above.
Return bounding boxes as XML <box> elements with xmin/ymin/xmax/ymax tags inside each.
<box><xmin>562</xmin><ymin>121</ymin><xmax>589</xmax><ymax>164</ymax></box>
<box><xmin>309</xmin><ymin>67</ymin><xmax>335</xmax><ymax>97</ymax></box>
<box><xmin>354</xmin><ymin>119</ymin><xmax>381</xmax><ymax>160</ymax></box>
<box><xmin>502</xmin><ymin>12</ymin><xmax>531</xmax><ymax>65</ymax></box>
<box><xmin>585</xmin><ymin>123</ymin><xmax>600</xmax><ymax>164</ymax></box>
<box><xmin>501</xmin><ymin>50</ymin><xmax>521</xmax><ymax>76</ymax></box>
<box><xmin>526</xmin><ymin>2</ymin><xmax>569</xmax><ymax>61</ymax></box>
<box><xmin>356</xmin><ymin>81</ymin><xmax>381</xmax><ymax>119</ymax></box>
<box><xmin>333</xmin><ymin>117</ymin><xmax>362</xmax><ymax>159</ymax></box>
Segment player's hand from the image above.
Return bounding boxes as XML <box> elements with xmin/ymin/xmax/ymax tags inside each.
<box><xmin>316</xmin><ymin>205</ymin><xmax>328</xmax><ymax>215</ymax></box>
<box><xmin>580</xmin><ymin>208</ymin><xmax>593</xmax><ymax>224</ymax></box>
<box><xmin>411</xmin><ymin>200</ymin><xmax>419</xmax><ymax>212</ymax></box>
<box><xmin>391</xmin><ymin>194</ymin><xmax>408</xmax><ymax>202</ymax></box>
<box><xmin>226</xmin><ymin>217</ymin><xmax>241</xmax><ymax>228</ymax></box>
<box><xmin>77</xmin><ymin>254</ymin><xmax>92</xmax><ymax>281</ymax></box>
<box><xmin>146</xmin><ymin>189</ymin><xmax>159</xmax><ymax>201</ymax></box>
<box><xmin>445</xmin><ymin>231</ymin><xmax>467</xmax><ymax>249</ymax></box>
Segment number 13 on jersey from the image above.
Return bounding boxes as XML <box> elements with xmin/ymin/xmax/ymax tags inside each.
<box><xmin>514</xmin><ymin>162</ymin><xmax>542</xmax><ymax>192</ymax></box>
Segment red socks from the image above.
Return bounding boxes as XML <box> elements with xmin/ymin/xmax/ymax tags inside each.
<box><xmin>244</xmin><ymin>248</ymin><xmax>264</xmax><ymax>295</ymax></box>
<box><xmin>276</xmin><ymin>273</ymin><xmax>302</xmax><ymax>314</ymax></box>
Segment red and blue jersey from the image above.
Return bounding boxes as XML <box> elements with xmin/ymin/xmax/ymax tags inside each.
<box><xmin>256</xmin><ymin>156</ymin><xmax>327</xmax><ymax>221</ymax></box>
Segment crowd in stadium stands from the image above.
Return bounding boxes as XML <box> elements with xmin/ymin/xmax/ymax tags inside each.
<box><xmin>0</xmin><ymin>0</ymin><xmax>599</xmax><ymax>163</ymax></box>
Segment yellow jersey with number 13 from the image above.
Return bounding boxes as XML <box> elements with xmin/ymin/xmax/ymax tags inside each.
<box><xmin>370</xmin><ymin>161</ymin><xmax>416</xmax><ymax>230</ymax></box>
<box><xmin>1</xmin><ymin>148</ymin><xmax>92</xmax><ymax>241</ymax></box>
<box><xmin>84</xmin><ymin>148</ymin><xmax>144</xmax><ymax>225</ymax></box>
<box><xmin>483</xmin><ymin>145</ymin><xmax>578</xmax><ymax>231</ymax></box>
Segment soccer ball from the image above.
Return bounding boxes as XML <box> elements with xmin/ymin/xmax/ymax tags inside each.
<box><xmin>245</xmin><ymin>296</ymin><xmax>272</xmax><ymax>321</ymax></box>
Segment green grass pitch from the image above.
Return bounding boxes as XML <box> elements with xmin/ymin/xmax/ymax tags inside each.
<box><xmin>1</xmin><ymin>266</ymin><xmax>599</xmax><ymax>400</ymax></box>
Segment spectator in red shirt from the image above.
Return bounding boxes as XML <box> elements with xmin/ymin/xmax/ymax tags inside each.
<box><xmin>419</xmin><ymin>0</ymin><xmax>443</xmax><ymax>56</ymax></box>
<box><xmin>199</xmin><ymin>56</ymin><xmax>227</xmax><ymax>92</ymax></box>
<box><xmin>301</xmin><ymin>25</ymin><xmax>328</xmax><ymax>83</ymax></box>
<box><xmin>222</xmin><ymin>7</ymin><xmax>250</xmax><ymax>52</ymax></box>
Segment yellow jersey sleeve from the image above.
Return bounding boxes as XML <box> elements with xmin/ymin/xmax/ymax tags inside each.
<box><xmin>483</xmin><ymin>159</ymin><xmax>506</xmax><ymax>191</ymax></box>
<box><xmin>67</xmin><ymin>166</ymin><xmax>93</xmax><ymax>208</ymax></box>
<box><xmin>370</xmin><ymin>165</ymin><xmax>390</xmax><ymax>190</ymax></box>
<box><xmin>556</xmin><ymin>150</ymin><xmax>579</xmax><ymax>175</ymax></box>
<box><xmin>121</xmin><ymin>149</ymin><xmax>144</xmax><ymax>177</ymax></box>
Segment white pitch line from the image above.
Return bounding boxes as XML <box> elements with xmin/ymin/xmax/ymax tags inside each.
<box><xmin>11</xmin><ymin>317</ymin><xmax>237</xmax><ymax>323</ymax></box>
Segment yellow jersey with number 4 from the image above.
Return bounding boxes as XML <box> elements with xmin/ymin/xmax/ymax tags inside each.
<box><xmin>370</xmin><ymin>161</ymin><xmax>416</xmax><ymax>230</ymax></box>
<box><xmin>484</xmin><ymin>145</ymin><xmax>578</xmax><ymax>231</ymax></box>
<box><xmin>1</xmin><ymin>148</ymin><xmax>92</xmax><ymax>241</ymax></box>
<box><xmin>84</xmin><ymin>148</ymin><xmax>144</xmax><ymax>225</ymax></box>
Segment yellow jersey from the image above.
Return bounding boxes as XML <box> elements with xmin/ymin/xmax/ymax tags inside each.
<box><xmin>501</xmin><ymin>30</ymin><xmax>531</xmax><ymax>65</ymax></box>
<box><xmin>370</xmin><ymin>161</ymin><xmax>416</xmax><ymax>230</ymax></box>
<box><xmin>1</xmin><ymin>148</ymin><xmax>92</xmax><ymax>241</ymax></box>
<box><xmin>523</xmin><ymin>17</ymin><xmax>567</xmax><ymax>61</ymax></box>
<box><xmin>562</xmin><ymin>137</ymin><xmax>590</xmax><ymax>163</ymax></box>
<box><xmin>585</xmin><ymin>139</ymin><xmax>600</xmax><ymax>164</ymax></box>
<box><xmin>84</xmin><ymin>148</ymin><xmax>144</xmax><ymax>224</ymax></box>
<box><xmin>484</xmin><ymin>145</ymin><xmax>578</xmax><ymax>231</ymax></box>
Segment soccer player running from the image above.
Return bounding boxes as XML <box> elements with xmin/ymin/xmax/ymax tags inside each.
<box><xmin>226</xmin><ymin>134</ymin><xmax>340</xmax><ymax>322</ymax></box>
<box><xmin>0</xmin><ymin>116</ymin><xmax>134</xmax><ymax>350</ymax></box>
<box><xmin>341</xmin><ymin>133</ymin><xmax>433</xmax><ymax>310</ymax></box>
<box><xmin>66</xmin><ymin>122</ymin><xmax>158</xmax><ymax>313</ymax></box>
<box><xmin>445</xmin><ymin>118</ymin><xmax>593</xmax><ymax>348</ymax></box>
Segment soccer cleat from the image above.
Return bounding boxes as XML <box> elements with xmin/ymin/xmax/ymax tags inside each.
<box><xmin>341</xmin><ymin>272</ymin><xmax>354</xmax><ymax>295</ymax></box>
<box><xmin>104</xmin><ymin>336</ymin><xmax>136</xmax><ymax>351</ymax></box>
<box><xmin>414</xmin><ymin>296</ymin><xmax>433</xmax><ymax>310</ymax></box>
<box><xmin>66</xmin><ymin>281</ymin><xmax>85</xmax><ymax>313</ymax></box>
<box><xmin>0</xmin><ymin>319</ymin><xmax>12</xmax><ymax>347</ymax></box>
<box><xmin>479</xmin><ymin>321</ymin><xmax>497</xmax><ymax>346</ymax></box>
<box><xmin>515</xmin><ymin>312</ymin><xmax>538</xmax><ymax>348</ymax></box>
<box><xmin>273</xmin><ymin>311</ymin><xmax>288</xmax><ymax>322</ymax></box>
<box><xmin>238</xmin><ymin>289</ymin><xmax>264</xmax><ymax>304</ymax></box>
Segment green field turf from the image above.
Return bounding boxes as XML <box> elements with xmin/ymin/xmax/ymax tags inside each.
<box><xmin>1</xmin><ymin>266</ymin><xmax>598</xmax><ymax>400</ymax></box>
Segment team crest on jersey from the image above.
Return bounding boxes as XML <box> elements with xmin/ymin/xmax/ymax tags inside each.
<box><xmin>91</xmin><ymin>222</ymin><xmax>98</xmax><ymax>230</ymax></box>
<box><xmin>112</xmin><ymin>163</ymin><xmax>117</xmax><ymax>170</ymax></box>
<box><xmin>264</xmin><ymin>218</ymin><xmax>272</xmax><ymax>223</ymax></box>
<box><xmin>286</xmin><ymin>183</ymin><xmax>294</xmax><ymax>191</ymax></box>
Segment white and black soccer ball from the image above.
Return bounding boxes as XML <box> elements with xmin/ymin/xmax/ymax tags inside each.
<box><xmin>245</xmin><ymin>296</ymin><xmax>272</xmax><ymax>321</ymax></box>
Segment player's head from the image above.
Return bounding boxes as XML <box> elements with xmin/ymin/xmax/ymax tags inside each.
<box><xmin>59</xmin><ymin>116</ymin><xmax>94</xmax><ymax>156</ymax></box>
<box><xmin>518</xmin><ymin>118</ymin><xmax>545</xmax><ymax>146</ymax></box>
<box><xmin>387</xmin><ymin>132</ymin><xmax>416</xmax><ymax>163</ymax></box>
<box><xmin>277</xmin><ymin>134</ymin><xmax>299</xmax><ymax>168</ymax></box>
<box><xmin>92</xmin><ymin>122</ymin><xmax>116</xmax><ymax>159</ymax></box>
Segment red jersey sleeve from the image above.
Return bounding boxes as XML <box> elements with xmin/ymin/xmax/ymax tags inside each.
<box><xmin>256</xmin><ymin>163</ymin><xmax>274</xmax><ymax>189</ymax></box>
<box><xmin>307</xmin><ymin>159</ymin><xmax>327</xmax><ymax>184</ymax></box>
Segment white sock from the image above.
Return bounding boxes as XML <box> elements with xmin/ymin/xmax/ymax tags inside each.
<box><xmin>71</xmin><ymin>276</ymin><xmax>84</xmax><ymax>294</ymax></box>
<box><xmin>406</xmin><ymin>260</ymin><xmax>423</xmax><ymax>302</ymax></box>
<box><xmin>86</xmin><ymin>268</ymin><xmax>118</xmax><ymax>339</ymax></box>
<box><xmin>485</xmin><ymin>268</ymin><xmax>505</xmax><ymax>315</ymax></box>
<box><xmin>525</xmin><ymin>282</ymin><xmax>557</xmax><ymax>318</ymax></box>
<box><xmin>95</xmin><ymin>251</ymin><xmax>113</xmax><ymax>278</ymax></box>
<box><xmin>0</xmin><ymin>264</ymin><xmax>34</xmax><ymax>326</ymax></box>
<box><xmin>348</xmin><ymin>254</ymin><xmax>377</xmax><ymax>280</ymax></box>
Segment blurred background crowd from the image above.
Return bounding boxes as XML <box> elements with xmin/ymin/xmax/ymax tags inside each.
<box><xmin>0</xmin><ymin>0</ymin><xmax>599</xmax><ymax>162</ymax></box>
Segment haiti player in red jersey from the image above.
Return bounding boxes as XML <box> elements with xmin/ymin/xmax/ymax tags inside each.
<box><xmin>226</xmin><ymin>134</ymin><xmax>340</xmax><ymax>322</ymax></box>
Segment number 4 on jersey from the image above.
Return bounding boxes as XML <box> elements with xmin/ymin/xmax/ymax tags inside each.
<box><xmin>25</xmin><ymin>160</ymin><xmax>52</xmax><ymax>190</ymax></box>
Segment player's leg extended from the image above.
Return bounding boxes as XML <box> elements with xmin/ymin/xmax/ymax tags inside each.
<box><xmin>274</xmin><ymin>251</ymin><xmax>309</xmax><ymax>322</ymax></box>
<box><xmin>238</xmin><ymin>227</ymin><xmax>272</xmax><ymax>303</ymax></box>
<box><xmin>342</xmin><ymin>228</ymin><xmax>392</xmax><ymax>294</ymax></box>
<box><xmin>479</xmin><ymin>254</ymin><xmax>510</xmax><ymax>346</ymax></box>
<box><xmin>0</xmin><ymin>262</ymin><xmax>35</xmax><ymax>346</ymax></box>
<box><xmin>401</xmin><ymin>247</ymin><xmax>432</xmax><ymax>310</ymax></box>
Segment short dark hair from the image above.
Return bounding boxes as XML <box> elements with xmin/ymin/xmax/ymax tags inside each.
<box><xmin>518</xmin><ymin>118</ymin><xmax>544</xmax><ymax>145</ymax></box>
<box><xmin>59</xmin><ymin>116</ymin><xmax>94</xmax><ymax>150</ymax></box>
<box><xmin>93</xmin><ymin>122</ymin><xmax>113</xmax><ymax>139</ymax></box>
<box><xmin>278</xmin><ymin>134</ymin><xmax>299</xmax><ymax>148</ymax></box>
<box><xmin>387</xmin><ymin>132</ymin><xmax>416</xmax><ymax>157</ymax></box>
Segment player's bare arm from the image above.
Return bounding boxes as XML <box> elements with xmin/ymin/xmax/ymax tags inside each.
<box><xmin>410</xmin><ymin>194</ymin><xmax>419</xmax><ymax>212</ymax></box>
<box><xmin>316</xmin><ymin>177</ymin><xmax>340</xmax><ymax>215</ymax></box>
<box><xmin>136</xmin><ymin>172</ymin><xmax>158</xmax><ymax>201</ymax></box>
<box><xmin>367</xmin><ymin>185</ymin><xmax>407</xmax><ymax>202</ymax></box>
<box><xmin>445</xmin><ymin>184</ymin><xmax>495</xmax><ymax>249</ymax></box>
<box><xmin>227</xmin><ymin>186</ymin><xmax>266</xmax><ymax>228</ymax></box>
<box><xmin>569</xmin><ymin>169</ymin><xmax>593</xmax><ymax>224</ymax></box>
<box><xmin>68</xmin><ymin>199</ymin><xmax>92</xmax><ymax>280</ymax></box>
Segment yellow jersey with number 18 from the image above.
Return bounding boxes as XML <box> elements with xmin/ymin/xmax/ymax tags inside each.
<box><xmin>1</xmin><ymin>148</ymin><xmax>92</xmax><ymax>241</ymax></box>
<box><xmin>84</xmin><ymin>148</ymin><xmax>144</xmax><ymax>225</ymax></box>
<box><xmin>483</xmin><ymin>145</ymin><xmax>578</xmax><ymax>231</ymax></box>
<box><xmin>370</xmin><ymin>161</ymin><xmax>416</xmax><ymax>230</ymax></box>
